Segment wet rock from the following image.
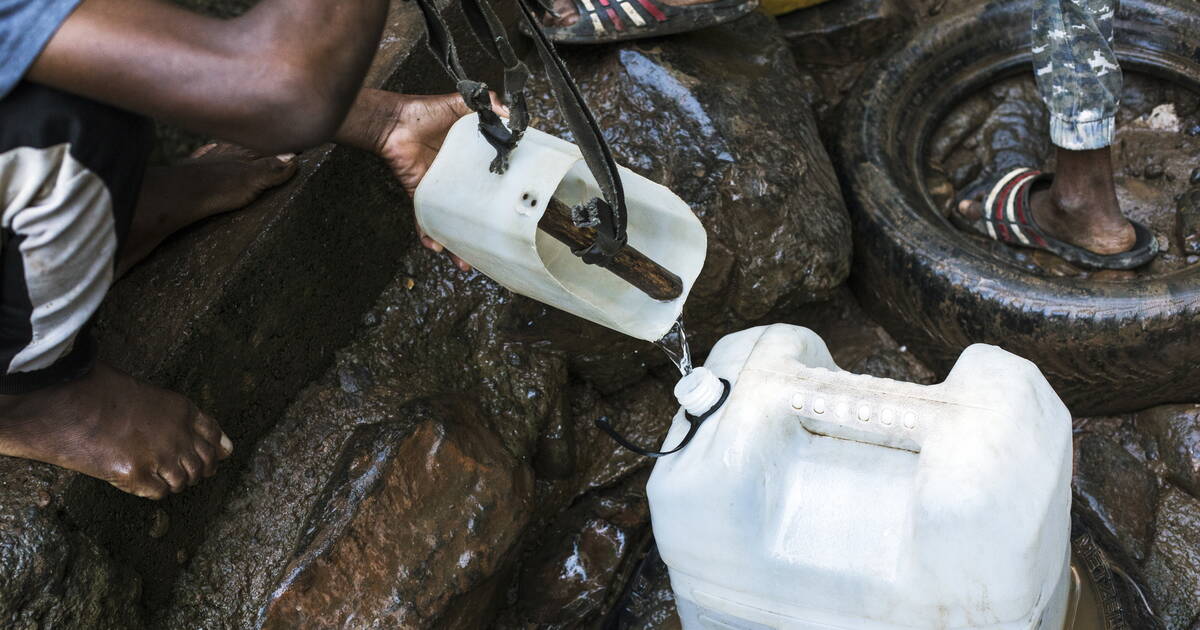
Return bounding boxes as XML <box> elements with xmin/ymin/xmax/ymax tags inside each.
<box><xmin>614</xmin><ymin>544</ymin><xmax>681</xmax><ymax>630</ymax></box>
<box><xmin>0</xmin><ymin>460</ymin><xmax>144</xmax><ymax>629</ymax></box>
<box><xmin>850</xmin><ymin>348</ymin><xmax>937</xmax><ymax>384</ymax></box>
<box><xmin>1142</xmin><ymin>488</ymin><xmax>1200</xmax><ymax>629</ymax></box>
<box><xmin>571</xmin><ymin>378</ymin><xmax>678</xmax><ymax>495</ymax></box>
<box><xmin>508</xmin><ymin>472</ymin><xmax>651</xmax><ymax>628</ymax></box>
<box><xmin>523</xmin><ymin>11</ymin><xmax>850</xmax><ymax>380</ymax></box>
<box><xmin>1073</xmin><ymin>432</ymin><xmax>1161</xmax><ymax>564</ymax></box>
<box><xmin>1136</xmin><ymin>404</ymin><xmax>1200</xmax><ymax>499</ymax></box>
<box><xmin>260</xmin><ymin>412</ymin><xmax>532</xmax><ymax>628</ymax></box>
<box><xmin>778</xmin><ymin>0</ymin><xmax>915</xmax><ymax>65</ymax></box>
<box><xmin>162</xmin><ymin>239</ymin><xmax>656</xmax><ymax>628</ymax></box>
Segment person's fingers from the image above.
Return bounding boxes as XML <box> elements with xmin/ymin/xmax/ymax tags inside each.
<box><xmin>489</xmin><ymin>91</ymin><xmax>511</xmax><ymax>118</ymax></box>
<box><xmin>446</xmin><ymin>93</ymin><xmax>474</xmax><ymax>119</ymax></box>
<box><xmin>415</xmin><ymin>219</ymin><xmax>445</xmax><ymax>253</ymax></box>
<box><xmin>450</xmin><ymin>253</ymin><xmax>471</xmax><ymax>272</ymax></box>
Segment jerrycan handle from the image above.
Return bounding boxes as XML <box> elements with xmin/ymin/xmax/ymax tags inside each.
<box><xmin>777</xmin><ymin>368</ymin><xmax>928</xmax><ymax>453</ymax></box>
<box><xmin>409</xmin><ymin>0</ymin><xmax>629</xmax><ymax>269</ymax></box>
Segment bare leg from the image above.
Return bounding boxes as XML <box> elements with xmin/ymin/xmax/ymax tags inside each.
<box><xmin>0</xmin><ymin>143</ymin><xmax>293</xmax><ymax>499</ymax></box>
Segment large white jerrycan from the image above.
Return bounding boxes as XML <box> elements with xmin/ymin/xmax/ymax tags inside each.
<box><xmin>648</xmin><ymin>324</ymin><xmax>1074</xmax><ymax>630</ymax></box>
<box><xmin>413</xmin><ymin>114</ymin><xmax>706</xmax><ymax>341</ymax></box>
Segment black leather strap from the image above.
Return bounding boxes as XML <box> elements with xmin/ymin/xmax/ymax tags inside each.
<box><xmin>407</xmin><ymin>0</ymin><xmax>629</xmax><ymax>266</ymax></box>
<box><xmin>595</xmin><ymin>378</ymin><xmax>731</xmax><ymax>458</ymax></box>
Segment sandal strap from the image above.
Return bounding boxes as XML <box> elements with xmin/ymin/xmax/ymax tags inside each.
<box><xmin>617</xmin><ymin>0</ymin><xmax>652</xmax><ymax>27</ymax></box>
<box><xmin>591</xmin><ymin>0</ymin><xmax>626</xmax><ymax>31</ymax></box>
<box><xmin>983</xmin><ymin>168</ymin><xmax>1050</xmax><ymax>247</ymax></box>
<box><xmin>634</xmin><ymin>0</ymin><xmax>669</xmax><ymax>21</ymax></box>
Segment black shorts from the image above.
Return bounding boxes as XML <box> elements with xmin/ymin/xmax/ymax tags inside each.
<box><xmin>0</xmin><ymin>81</ymin><xmax>153</xmax><ymax>393</ymax></box>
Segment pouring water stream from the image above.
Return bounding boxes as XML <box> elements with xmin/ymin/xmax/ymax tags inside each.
<box><xmin>654</xmin><ymin>317</ymin><xmax>693</xmax><ymax>376</ymax></box>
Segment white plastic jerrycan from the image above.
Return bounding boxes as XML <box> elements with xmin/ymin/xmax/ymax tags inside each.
<box><xmin>649</xmin><ymin>324</ymin><xmax>1073</xmax><ymax>630</ymax></box>
<box><xmin>413</xmin><ymin>114</ymin><xmax>707</xmax><ymax>342</ymax></box>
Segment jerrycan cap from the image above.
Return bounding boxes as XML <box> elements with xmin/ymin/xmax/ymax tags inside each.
<box><xmin>596</xmin><ymin>367</ymin><xmax>730</xmax><ymax>458</ymax></box>
<box><xmin>674</xmin><ymin>368</ymin><xmax>726</xmax><ymax>417</ymax></box>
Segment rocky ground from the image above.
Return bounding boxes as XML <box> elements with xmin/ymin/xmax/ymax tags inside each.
<box><xmin>0</xmin><ymin>0</ymin><xmax>1196</xmax><ymax>628</ymax></box>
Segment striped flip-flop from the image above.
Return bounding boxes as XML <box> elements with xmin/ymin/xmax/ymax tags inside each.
<box><xmin>520</xmin><ymin>0</ymin><xmax>759</xmax><ymax>44</ymax></box>
<box><xmin>953</xmin><ymin>167</ymin><xmax>1159</xmax><ymax>270</ymax></box>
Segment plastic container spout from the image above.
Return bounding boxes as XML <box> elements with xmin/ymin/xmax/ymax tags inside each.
<box><xmin>674</xmin><ymin>367</ymin><xmax>725</xmax><ymax>417</ymax></box>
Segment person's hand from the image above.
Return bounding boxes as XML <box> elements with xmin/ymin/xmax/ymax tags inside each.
<box><xmin>338</xmin><ymin>89</ymin><xmax>508</xmax><ymax>271</ymax></box>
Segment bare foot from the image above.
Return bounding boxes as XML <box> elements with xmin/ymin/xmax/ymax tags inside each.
<box><xmin>542</xmin><ymin>0</ymin><xmax>710</xmax><ymax>27</ymax></box>
<box><xmin>0</xmin><ymin>361</ymin><xmax>232</xmax><ymax>499</ymax></box>
<box><xmin>956</xmin><ymin>147</ymin><xmax>1136</xmax><ymax>255</ymax></box>
<box><xmin>118</xmin><ymin>143</ymin><xmax>297</xmax><ymax>276</ymax></box>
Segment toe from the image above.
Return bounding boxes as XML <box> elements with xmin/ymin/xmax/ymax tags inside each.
<box><xmin>190</xmin><ymin>143</ymin><xmax>219</xmax><ymax>159</ymax></box>
<box><xmin>192</xmin><ymin>142</ymin><xmax>261</xmax><ymax>162</ymax></box>
<box><xmin>957</xmin><ymin>199</ymin><xmax>984</xmax><ymax>221</ymax></box>
<box><xmin>179</xmin><ymin>452</ymin><xmax>205</xmax><ymax>486</ymax></box>
<box><xmin>131</xmin><ymin>475</ymin><xmax>171</xmax><ymax>501</ymax></box>
<box><xmin>193</xmin><ymin>439</ymin><xmax>219</xmax><ymax>478</ymax></box>
<box><xmin>249</xmin><ymin>154</ymin><xmax>298</xmax><ymax>191</ymax></box>
<box><xmin>158</xmin><ymin>463</ymin><xmax>189</xmax><ymax>494</ymax></box>
<box><xmin>191</xmin><ymin>409</ymin><xmax>232</xmax><ymax>459</ymax></box>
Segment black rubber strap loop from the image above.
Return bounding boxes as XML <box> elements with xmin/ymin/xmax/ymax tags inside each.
<box><xmin>595</xmin><ymin>378</ymin><xmax>731</xmax><ymax>458</ymax></box>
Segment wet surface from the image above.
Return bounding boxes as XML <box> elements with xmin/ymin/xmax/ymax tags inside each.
<box><xmin>0</xmin><ymin>0</ymin><xmax>1197</xmax><ymax>628</ymax></box>
<box><xmin>928</xmin><ymin>73</ymin><xmax>1200</xmax><ymax>278</ymax></box>
<box><xmin>1072</xmin><ymin>410</ymin><xmax>1200</xmax><ymax>629</ymax></box>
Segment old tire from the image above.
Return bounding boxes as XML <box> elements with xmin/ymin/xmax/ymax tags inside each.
<box><xmin>838</xmin><ymin>0</ymin><xmax>1200</xmax><ymax>415</ymax></box>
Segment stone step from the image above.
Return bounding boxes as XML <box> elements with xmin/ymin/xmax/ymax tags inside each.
<box><xmin>0</xmin><ymin>0</ymin><xmax>511</xmax><ymax>626</ymax></box>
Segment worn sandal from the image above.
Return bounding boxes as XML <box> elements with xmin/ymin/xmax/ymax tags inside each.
<box><xmin>954</xmin><ymin>167</ymin><xmax>1159</xmax><ymax>270</ymax></box>
<box><xmin>520</xmin><ymin>0</ymin><xmax>759</xmax><ymax>44</ymax></box>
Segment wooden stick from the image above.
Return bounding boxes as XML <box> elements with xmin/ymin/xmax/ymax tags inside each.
<box><xmin>537</xmin><ymin>198</ymin><xmax>684</xmax><ymax>301</ymax></box>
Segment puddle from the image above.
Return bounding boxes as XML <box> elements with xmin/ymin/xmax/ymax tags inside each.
<box><xmin>926</xmin><ymin>72</ymin><xmax>1200</xmax><ymax>279</ymax></box>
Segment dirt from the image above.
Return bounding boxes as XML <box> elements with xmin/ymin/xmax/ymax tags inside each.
<box><xmin>928</xmin><ymin>72</ymin><xmax>1200</xmax><ymax>279</ymax></box>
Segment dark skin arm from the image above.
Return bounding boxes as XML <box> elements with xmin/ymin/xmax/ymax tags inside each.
<box><xmin>29</xmin><ymin>0</ymin><xmax>389</xmax><ymax>154</ymax></box>
<box><xmin>30</xmin><ymin>0</ymin><xmax>491</xmax><ymax>268</ymax></box>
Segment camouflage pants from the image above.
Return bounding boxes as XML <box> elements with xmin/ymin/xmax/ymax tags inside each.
<box><xmin>1033</xmin><ymin>0</ymin><xmax>1121</xmax><ymax>150</ymax></box>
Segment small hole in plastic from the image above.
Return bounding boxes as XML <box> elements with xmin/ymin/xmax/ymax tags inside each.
<box><xmin>521</xmin><ymin>193</ymin><xmax>529</xmax><ymax>200</ymax></box>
